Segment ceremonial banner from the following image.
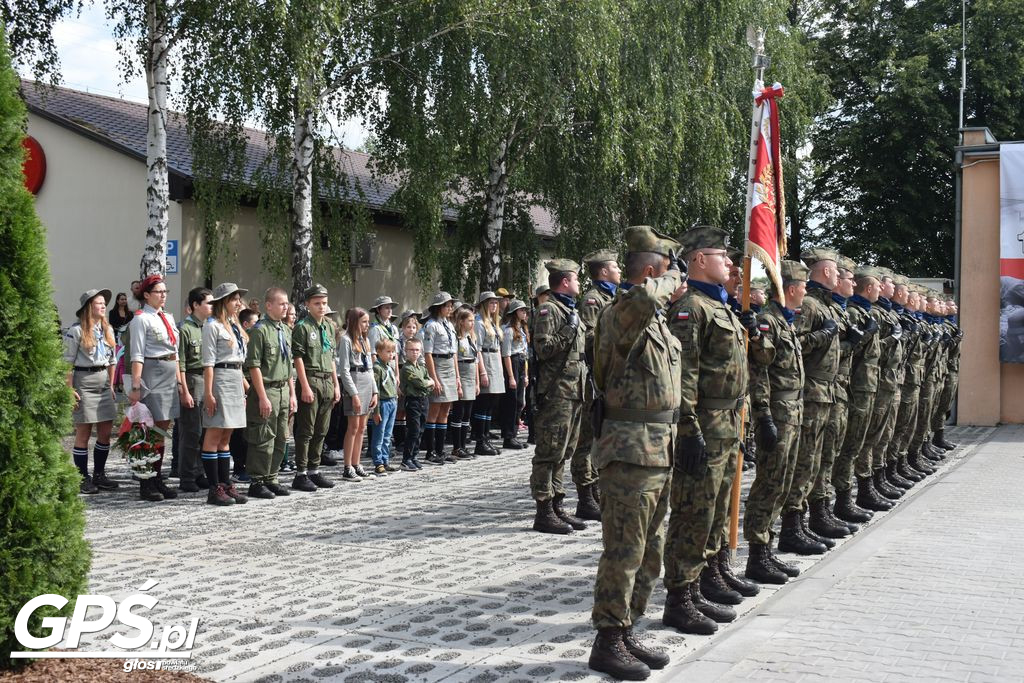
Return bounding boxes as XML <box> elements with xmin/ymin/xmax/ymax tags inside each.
<box><xmin>1000</xmin><ymin>143</ymin><xmax>1024</xmax><ymax>363</ymax></box>
<box><xmin>745</xmin><ymin>81</ymin><xmax>787</xmax><ymax>300</ymax></box>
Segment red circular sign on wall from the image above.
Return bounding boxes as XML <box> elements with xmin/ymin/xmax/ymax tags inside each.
<box><xmin>22</xmin><ymin>136</ymin><xmax>46</xmax><ymax>195</ymax></box>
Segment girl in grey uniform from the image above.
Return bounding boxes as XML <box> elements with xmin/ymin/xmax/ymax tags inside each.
<box><xmin>128</xmin><ymin>274</ymin><xmax>185</xmax><ymax>501</ymax></box>
<box><xmin>500</xmin><ymin>300</ymin><xmax>530</xmax><ymax>449</ymax></box>
<box><xmin>452</xmin><ymin>307</ymin><xmax>482</xmax><ymax>459</ymax></box>
<box><xmin>65</xmin><ymin>288</ymin><xmax>119</xmax><ymax>494</ymax></box>
<box><xmin>200</xmin><ymin>283</ymin><xmax>249</xmax><ymax>505</ymax></box>
<box><xmin>339</xmin><ymin>307</ymin><xmax>378</xmax><ymax>481</ymax></box>
<box><xmin>422</xmin><ymin>292</ymin><xmax>461</xmax><ymax>463</ymax></box>
<box><xmin>473</xmin><ymin>292</ymin><xmax>504</xmax><ymax>455</ymax></box>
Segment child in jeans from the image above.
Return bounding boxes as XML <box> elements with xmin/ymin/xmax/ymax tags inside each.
<box><xmin>400</xmin><ymin>338</ymin><xmax>434</xmax><ymax>471</ymax></box>
<box><xmin>371</xmin><ymin>339</ymin><xmax>399</xmax><ymax>475</ymax></box>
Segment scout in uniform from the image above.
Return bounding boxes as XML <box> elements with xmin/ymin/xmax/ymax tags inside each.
<box><xmin>663</xmin><ymin>227</ymin><xmax>760</xmax><ymax>635</ymax></box>
<box><xmin>500</xmin><ymin>299</ymin><xmax>530</xmax><ymax>449</ymax></box>
<box><xmin>367</xmin><ymin>295</ymin><xmax>400</xmax><ymax>451</ymax></box>
<box><xmin>531</xmin><ymin>259</ymin><xmax>588</xmax><ymax>535</ymax></box>
<box><xmin>422</xmin><ymin>292</ymin><xmax>462</xmax><ymax>463</ymax></box>
<box><xmin>291</xmin><ymin>284</ymin><xmax>341</xmax><ymax>492</ymax></box>
<box><xmin>574</xmin><ymin>248</ymin><xmax>620</xmax><ymax>521</ymax></box>
<box><xmin>473</xmin><ymin>291</ymin><xmax>504</xmax><ymax>456</ymax></box>
<box><xmin>177</xmin><ymin>287</ymin><xmax>212</xmax><ymax>492</ymax></box>
<box><xmin>244</xmin><ymin>287</ymin><xmax>296</xmax><ymax>499</ymax></box>
<box><xmin>588</xmin><ymin>227</ymin><xmax>683</xmax><ymax>680</ymax></box>
<box><xmin>65</xmin><ymin>288</ymin><xmax>118</xmax><ymax>495</ymax></box>
<box><xmin>400</xmin><ymin>337</ymin><xmax>435</xmax><ymax>470</ymax></box>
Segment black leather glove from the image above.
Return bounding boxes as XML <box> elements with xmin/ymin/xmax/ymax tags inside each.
<box><xmin>845</xmin><ymin>325</ymin><xmax>865</xmax><ymax>345</ymax></box>
<box><xmin>667</xmin><ymin>248</ymin><xmax>687</xmax><ymax>275</ymax></box>
<box><xmin>890</xmin><ymin>321</ymin><xmax>903</xmax><ymax>340</ymax></box>
<box><xmin>821</xmin><ymin>318</ymin><xmax>838</xmax><ymax>337</ymax></box>
<box><xmin>755</xmin><ymin>415</ymin><xmax>778</xmax><ymax>452</ymax></box>
<box><xmin>675</xmin><ymin>434</ymin><xmax>708</xmax><ymax>476</ymax></box>
<box><xmin>739</xmin><ymin>310</ymin><xmax>760</xmax><ymax>338</ymax></box>
<box><xmin>862</xmin><ymin>317</ymin><xmax>879</xmax><ymax>337</ymax></box>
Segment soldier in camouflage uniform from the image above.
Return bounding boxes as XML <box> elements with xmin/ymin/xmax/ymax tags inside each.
<box><xmin>908</xmin><ymin>291</ymin><xmax>947</xmax><ymax>468</ymax></box>
<box><xmin>662</xmin><ymin>226</ymin><xmax>760</xmax><ymax>636</ymax></box>
<box><xmin>531</xmin><ymin>259</ymin><xmax>588</xmax><ymax>535</ymax></box>
<box><xmin>574</xmin><ymin>248</ymin><xmax>621</xmax><ymax>521</ymax></box>
<box><xmin>744</xmin><ymin>260</ymin><xmax>808</xmax><ymax>584</ymax></box>
<box><xmin>588</xmin><ymin>226</ymin><xmax>683</xmax><ymax>681</ymax></box>
<box><xmin>886</xmin><ymin>278</ymin><xmax>931</xmax><ymax>483</ymax></box>
<box><xmin>931</xmin><ymin>297</ymin><xmax>962</xmax><ymax>452</ymax></box>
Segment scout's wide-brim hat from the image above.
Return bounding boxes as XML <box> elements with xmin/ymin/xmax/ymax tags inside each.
<box><xmin>370</xmin><ymin>295</ymin><xmax>398</xmax><ymax>313</ymax></box>
<box><xmin>476</xmin><ymin>290</ymin><xmax>499</xmax><ymax>306</ymax></box>
<box><xmin>503</xmin><ymin>299</ymin><xmax>527</xmax><ymax>318</ymax></box>
<box><xmin>211</xmin><ymin>282</ymin><xmax>249</xmax><ymax>302</ymax></box>
<box><xmin>398</xmin><ymin>309</ymin><xmax>420</xmax><ymax>326</ymax></box>
<box><xmin>325</xmin><ymin>305</ymin><xmax>344</xmax><ymax>323</ymax></box>
<box><xmin>495</xmin><ymin>287</ymin><xmax>511</xmax><ymax>298</ymax></box>
<box><xmin>76</xmin><ymin>288</ymin><xmax>112</xmax><ymax>316</ymax></box>
<box><xmin>428</xmin><ymin>291</ymin><xmax>454</xmax><ymax>310</ymax></box>
<box><xmin>533</xmin><ymin>284</ymin><xmax>550</xmax><ymax>298</ymax></box>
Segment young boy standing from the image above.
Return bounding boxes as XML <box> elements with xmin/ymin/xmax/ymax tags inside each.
<box><xmin>290</xmin><ymin>284</ymin><xmax>340</xmax><ymax>491</ymax></box>
<box><xmin>400</xmin><ymin>338</ymin><xmax>434</xmax><ymax>471</ymax></box>
<box><xmin>371</xmin><ymin>339</ymin><xmax>399</xmax><ymax>475</ymax></box>
<box><xmin>177</xmin><ymin>287</ymin><xmax>212</xmax><ymax>492</ymax></box>
<box><xmin>244</xmin><ymin>287</ymin><xmax>298</xmax><ymax>499</ymax></box>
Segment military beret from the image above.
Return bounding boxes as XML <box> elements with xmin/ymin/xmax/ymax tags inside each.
<box><xmin>304</xmin><ymin>283</ymin><xmax>329</xmax><ymax>300</ymax></box>
<box><xmin>854</xmin><ymin>266</ymin><xmax>882</xmax><ymax>281</ymax></box>
<box><xmin>544</xmin><ymin>258</ymin><xmax>581</xmax><ymax>274</ymax></box>
<box><xmin>781</xmin><ymin>260</ymin><xmax>810</xmax><ymax>283</ymax></box>
<box><xmin>678</xmin><ymin>225</ymin><xmax>730</xmax><ymax>255</ymax></box>
<box><xmin>623</xmin><ymin>225</ymin><xmax>680</xmax><ymax>257</ymax></box>
<box><xmin>801</xmin><ymin>247</ymin><xmax>839</xmax><ymax>266</ymax></box>
<box><xmin>875</xmin><ymin>266</ymin><xmax>896</xmax><ymax>281</ymax></box>
<box><xmin>728</xmin><ymin>248</ymin><xmax>744</xmax><ymax>262</ymax></box>
<box><xmin>583</xmin><ymin>248</ymin><xmax>619</xmax><ymax>265</ymax></box>
<box><xmin>837</xmin><ymin>256</ymin><xmax>857</xmax><ymax>274</ymax></box>
<box><xmin>892</xmin><ymin>274</ymin><xmax>910</xmax><ymax>287</ymax></box>
<box><xmin>751</xmin><ymin>278</ymin><xmax>770</xmax><ymax>290</ymax></box>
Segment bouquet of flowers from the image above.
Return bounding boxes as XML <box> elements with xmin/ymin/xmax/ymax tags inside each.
<box><xmin>115</xmin><ymin>402</ymin><xmax>168</xmax><ymax>479</ymax></box>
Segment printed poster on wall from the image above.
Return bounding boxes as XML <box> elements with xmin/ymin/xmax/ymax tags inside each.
<box><xmin>1000</xmin><ymin>143</ymin><xmax>1024</xmax><ymax>363</ymax></box>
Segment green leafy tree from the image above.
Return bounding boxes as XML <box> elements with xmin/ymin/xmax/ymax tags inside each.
<box><xmin>0</xmin><ymin>23</ymin><xmax>90</xmax><ymax>669</ymax></box>
<box><xmin>1</xmin><ymin>0</ymin><xmax>81</xmax><ymax>79</ymax></box>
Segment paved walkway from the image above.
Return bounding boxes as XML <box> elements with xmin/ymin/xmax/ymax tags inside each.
<box><xmin>76</xmin><ymin>425</ymin><xmax>999</xmax><ymax>681</ymax></box>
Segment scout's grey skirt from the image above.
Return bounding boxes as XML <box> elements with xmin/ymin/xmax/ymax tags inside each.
<box><xmin>72</xmin><ymin>368</ymin><xmax>116</xmax><ymax>424</ymax></box>
<box><xmin>343</xmin><ymin>369</ymin><xmax>376</xmax><ymax>416</ymax></box>
<box><xmin>141</xmin><ymin>358</ymin><xmax>180</xmax><ymax>421</ymax></box>
<box><xmin>430</xmin><ymin>355</ymin><xmax>459</xmax><ymax>404</ymax></box>
<box><xmin>459</xmin><ymin>359</ymin><xmax>478</xmax><ymax>398</ymax></box>
<box><xmin>203</xmin><ymin>367</ymin><xmax>246</xmax><ymax>429</ymax></box>
<box><xmin>479</xmin><ymin>350</ymin><xmax>505</xmax><ymax>395</ymax></box>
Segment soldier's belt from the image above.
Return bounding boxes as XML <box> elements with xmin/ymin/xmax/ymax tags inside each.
<box><xmin>773</xmin><ymin>389</ymin><xmax>803</xmax><ymax>401</ymax></box>
<box><xmin>307</xmin><ymin>370</ymin><xmax>333</xmax><ymax>379</ymax></box>
<box><xmin>697</xmin><ymin>397</ymin><xmax>745</xmax><ymax>410</ymax></box>
<box><xmin>605</xmin><ymin>406</ymin><xmax>680</xmax><ymax>424</ymax></box>
<box><xmin>262</xmin><ymin>379</ymin><xmax>289</xmax><ymax>388</ymax></box>
<box><xmin>184</xmin><ymin>368</ymin><xmax>203</xmax><ymax>376</ymax></box>
<box><xmin>807</xmin><ymin>368</ymin><xmax>838</xmax><ymax>382</ymax></box>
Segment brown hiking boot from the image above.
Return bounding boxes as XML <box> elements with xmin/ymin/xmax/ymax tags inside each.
<box><xmin>207</xmin><ymin>484</ymin><xmax>235</xmax><ymax>506</ymax></box>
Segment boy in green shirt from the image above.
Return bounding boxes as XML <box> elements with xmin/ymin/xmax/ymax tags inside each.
<box><xmin>400</xmin><ymin>338</ymin><xmax>434</xmax><ymax>471</ymax></box>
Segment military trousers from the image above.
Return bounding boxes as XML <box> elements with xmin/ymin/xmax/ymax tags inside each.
<box><xmin>294</xmin><ymin>374</ymin><xmax>335</xmax><ymax>472</ymax></box>
<box><xmin>708</xmin><ymin>433</ymin><xmax>741</xmax><ymax>555</ymax></box>
<box><xmin>592</xmin><ymin>462</ymin><xmax>671</xmax><ymax>629</ymax></box>
<box><xmin>867</xmin><ymin>389</ymin><xmax>899</xmax><ymax>469</ymax></box>
<box><xmin>833</xmin><ymin>390</ymin><xmax>876</xmax><ymax>492</ymax></box>
<box><xmin>909</xmin><ymin>381</ymin><xmax>937</xmax><ymax>451</ymax></box>
<box><xmin>246</xmin><ymin>382</ymin><xmax>290</xmax><ymax>484</ymax></box>
<box><xmin>177</xmin><ymin>373</ymin><xmax>205</xmax><ymax>485</ymax></box>
<box><xmin>811</xmin><ymin>390</ymin><xmax>848</xmax><ymax>503</ymax></box>
<box><xmin>664</xmin><ymin>429</ymin><xmax>739</xmax><ymax>588</ymax></box>
<box><xmin>888</xmin><ymin>384</ymin><xmax>919</xmax><ymax>461</ymax></box>
<box><xmin>784</xmin><ymin>400</ymin><xmax>824</xmax><ymax>513</ymax></box>
<box><xmin>744</xmin><ymin>416</ymin><xmax>800</xmax><ymax>545</ymax></box>
<box><xmin>571</xmin><ymin>381</ymin><xmax>599</xmax><ymax>487</ymax></box>
<box><xmin>531</xmin><ymin>397</ymin><xmax>583</xmax><ymax>501</ymax></box>
<box><xmin>931</xmin><ymin>372</ymin><xmax>959</xmax><ymax>431</ymax></box>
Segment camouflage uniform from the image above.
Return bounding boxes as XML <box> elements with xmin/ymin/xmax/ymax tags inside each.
<box><xmin>591</xmin><ymin>228</ymin><xmax>682</xmax><ymax>630</ymax></box>
<box><xmin>531</xmin><ymin>262</ymin><xmax>587</xmax><ymax>503</ymax></box>
<box><xmin>931</xmin><ymin>316</ymin><xmax>961</xmax><ymax>433</ymax></box>
<box><xmin>888</xmin><ymin>295</ymin><xmax>925</xmax><ymax>465</ymax></box>
<box><xmin>744</xmin><ymin>300</ymin><xmax>805</xmax><ymax>545</ymax></box>
<box><xmin>664</xmin><ymin>261</ymin><xmax>748</xmax><ymax>588</ymax></box>
<box><xmin>909</xmin><ymin>306</ymin><xmax>944</xmax><ymax>454</ymax></box>
<box><xmin>865</xmin><ymin>294</ymin><xmax>905</xmax><ymax>472</ymax></box>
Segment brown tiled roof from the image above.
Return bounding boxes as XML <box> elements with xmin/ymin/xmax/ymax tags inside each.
<box><xmin>20</xmin><ymin>80</ymin><xmax>557</xmax><ymax>237</ymax></box>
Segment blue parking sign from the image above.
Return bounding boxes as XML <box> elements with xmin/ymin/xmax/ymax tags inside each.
<box><xmin>166</xmin><ymin>240</ymin><xmax>178</xmax><ymax>274</ymax></box>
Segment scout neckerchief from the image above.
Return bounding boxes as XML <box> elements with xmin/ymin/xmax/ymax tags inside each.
<box><xmin>92</xmin><ymin>322</ymin><xmax>110</xmax><ymax>363</ymax></box>
<box><xmin>230</xmin><ymin>321</ymin><xmax>246</xmax><ymax>355</ymax></box>
<box><xmin>258</xmin><ymin>317</ymin><xmax>290</xmax><ymax>359</ymax></box>
<box><xmin>372</xmin><ymin>316</ymin><xmax>397</xmax><ymax>342</ymax></box>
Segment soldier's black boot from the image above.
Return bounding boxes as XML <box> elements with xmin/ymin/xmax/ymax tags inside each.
<box><xmin>768</xmin><ymin>544</ymin><xmax>801</xmax><ymax>577</ymax></box>
<box><xmin>933</xmin><ymin>429</ymin><xmax>957</xmax><ymax>450</ymax></box>
<box><xmin>716</xmin><ymin>547</ymin><xmax>760</xmax><ymax>597</ymax></box>
<box><xmin>856</xmin><ymin>476</ymin><xmax>893</xmax><ymax>511</ymax></box>
<box><xmin>699</xmin><ymin>558</ymin><xmax>742</xmax><ymax>605</ymax></box>
<box><xmin>574</xmin><ymin>484</ymin><xmax>602</xmax><ymax>521</ymax></box>
<box><xmin>533</xmin><ymin>499</ymin><xmax>573</xmax><ymax>535</ymax></box>
<box><xmin>778</xmin><ymin>510</ymin><xmax>827</xmax><ymax>555</ymax></box>
<box><xmin>908</xmin><ymin>449</ymin><xmax>936</xmax><ymax>475</ymax></box>
<box><xmin>623</xmin><ymin>627</ymin><xmax>669</xmax><ymax>670</ymax></box>
<box><xmin>552</xmin><ymin>493</ymin><xmax>587</xmax><ymax>530</ymax></box>
<box><xmin>474</xmin><ymin>422</ymin><xmax>498</xmax><ymax>456</ymax></box>
<box><xmin>662</xmin><ymin>587</ymin><xmax>717</xmax><ymax>635</ymax></box>
<box><xmin>886</xmin><ymin>461</ymin><xmax>914</xmax><ymax>490</ymax></box>
<box><xmin>798</xmin><ymin>510</ymin><xmax>835</xmax><ymax>549</ymax></box>
<box><xmin>689</xmin><ymin>582</ymin><xmax>736</xmax><ymax>623</ymax></box>
<box><xmin>588</xmin><ymin>627</ymin><xmax>651</xmax><ymax>680</ymax></box>
<box><xmin>745</xmin><ymin>543</ymin><xmax>788</xmax><ymax>584</ymax></box>
<box><xmin>823</xmin><ymin>496</ymin><xmax>859</xmax><ymax>533</ymax></box>
<box><xmin>898</xmin><ymin>455</ymin><xmax>924</xmax><ymax>482</ymax></box>
<box><xmin>922</xmin><ymin>441</ymin><xmax>944</xmax><ymax>462</ymax></box>
<box><xmin>834</xmin><ymin>488</ymin><xmax>873</xmax><ymax>524</ymax></box>
<box><xmin>873</xmin><ymin>468</ymin><xmax>902</xmax><ymax>500</ymax></box>
<box><xmin>139</xmin><ymin>478</ymin><xmax>163</xmax><ymax>502</ymax></box>
<box><xmin>152</xmin><ymin>473</ymin><xmax>178</xmax><ymax>499</ymax></box>
<box><xmin>809</xmin><ymin>498</ymin><xmax>850</xmax><ymax>538</ymax></box>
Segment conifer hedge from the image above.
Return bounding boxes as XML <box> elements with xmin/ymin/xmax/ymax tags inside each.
<box><xmin>0</xmin><ymin>24</ymin><xmax>91</xmax><ymax>668</ymax></box>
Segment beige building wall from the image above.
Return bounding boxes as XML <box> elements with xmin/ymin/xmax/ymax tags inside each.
<box><xmin>957</xmin><ymin>141</ymin><xmax>1024</xmax><ymax>424</ymax></box>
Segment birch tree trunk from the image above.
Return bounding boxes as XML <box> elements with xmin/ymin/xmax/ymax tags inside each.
<box><xmin>290</xmin><ymin>102</ymin><xmax>316</xmax><ymax>307</ymax></box>
<box><xmin>479</xmin><ymin>138</ymin><xmax>509</xmax><ymax>292</ymax></box>
<box><xmin>139</xmin><ymin>0</ymin><xmax>171</xmax><ymax>277</ymax></box>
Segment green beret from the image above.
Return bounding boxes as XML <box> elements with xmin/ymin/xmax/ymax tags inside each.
<box><xmin>801</xmin><ymin>247</ymin><xmax>839</xmax><ymax>267</ymax></box>
<box><xmin>545</xmin><ymin>258</ymin><xmax>581</xmax><ymax>274</ymax></box>
<box><xmin>623</xmin><ymin>225</ymin><xmax>680</xmax><ymax>257</ymax></box>
<box><xmin>837</xmin><ymin>256</ymin><xmax>857</xmax><ymax>274</ymax></box>
<box><xmin>781</xmin><ymin>260</ymin><xmax>810</xmax><ymax>282</ymax></box>
<box><xmin>678</xmin><ymin>225</ymin><xmax>730</xmax><ymax>255</ymax></box>
<box><xmin>583</xmin><ymin>248</ymin><xmax>619</xmax><ymax>265</ymax></box>
<box><xmin>893</xmin><ymin>274</ymin><xmax>910</xmax><ymax>287</ymax></box>
<box><xmin>304</xmin><ymin>283</ymin><xmax>329</xmax><ymax>300</ymax></box>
